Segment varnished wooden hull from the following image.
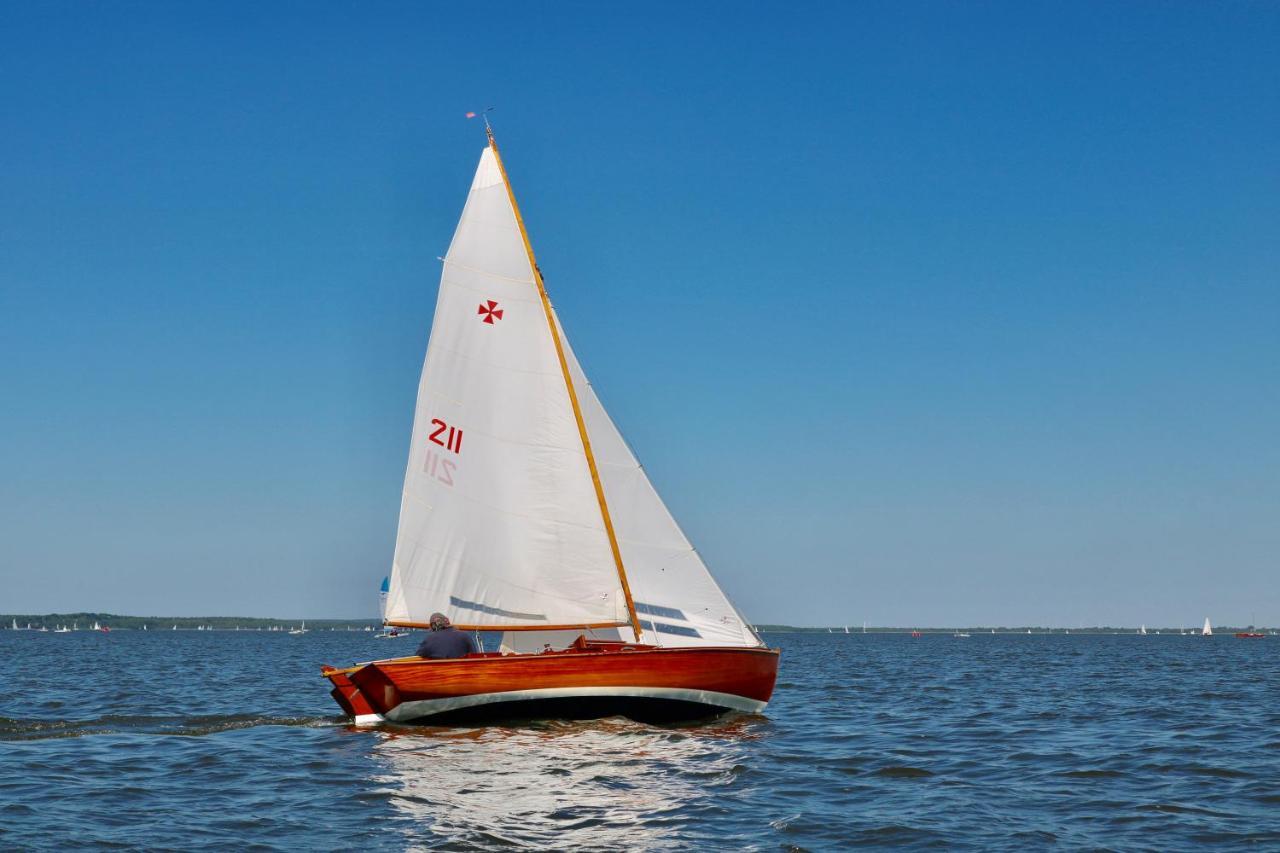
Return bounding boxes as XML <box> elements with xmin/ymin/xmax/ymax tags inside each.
<box><xmin>322</xmin><ymin>644</ymin><xmax>780</xmax><ymax>724</ymax></box>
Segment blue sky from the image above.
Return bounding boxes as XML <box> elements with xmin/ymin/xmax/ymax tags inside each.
<box><xmin>2</xmin><ymin>2</ymin><xmax>1276</xmax><ymax>626</ymax></box>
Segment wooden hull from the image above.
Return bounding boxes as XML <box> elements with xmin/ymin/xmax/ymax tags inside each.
<box><xmin>322</xmin><ymin>642</ymin><xmax>779</xmax><ymax>725</ymax></box>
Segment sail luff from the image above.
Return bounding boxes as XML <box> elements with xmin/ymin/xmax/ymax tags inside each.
<box><xmin>483</xmin><ymin>128</ymin><xmax>644</xmax><ymax>643</ymax></box>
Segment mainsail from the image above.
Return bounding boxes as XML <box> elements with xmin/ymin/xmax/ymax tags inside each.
<box><xmin>384</xmin><ymin>138</ymin><xmax>759</xmax><ymax>649</ymax></box>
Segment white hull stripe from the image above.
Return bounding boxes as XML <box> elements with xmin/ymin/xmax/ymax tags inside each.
<box><xmin>383</xmin><ymin>685</ymin><xmax>768</xmax><ymax>722</ymax></box>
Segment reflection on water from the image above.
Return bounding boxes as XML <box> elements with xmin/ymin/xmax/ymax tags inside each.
<box><xmin>369</xmin><ymin>716</ymin><xmax>766</xmax><ymax>848</ymax></box>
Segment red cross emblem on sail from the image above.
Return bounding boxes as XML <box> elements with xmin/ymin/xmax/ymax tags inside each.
<box><xmin>477</xmin><ymin>300</ymin><xmax>504</xmax><ymax>324</ymax></box>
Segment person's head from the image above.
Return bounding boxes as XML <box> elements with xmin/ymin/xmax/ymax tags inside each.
<box><xmin>429</xmin><ymin>612</ymin><xmax>451</xmax><ymax>631</ymax></box>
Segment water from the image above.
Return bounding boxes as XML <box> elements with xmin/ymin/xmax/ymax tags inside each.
<box><xmin>4</xmin><ymin>631</ymin><xmax>1279</xmax><ymax>850</ymax></box>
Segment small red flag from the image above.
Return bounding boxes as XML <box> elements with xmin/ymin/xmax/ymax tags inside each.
<box><xmin>465</xmin><ymin>111</ymin><xmax>477</xmax><ymax>119</ymax></box>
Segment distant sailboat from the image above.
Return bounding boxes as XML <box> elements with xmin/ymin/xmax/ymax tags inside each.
<box><xmin>289</xmin><ymin>621</ymin><xmax>308</xmax><ymax>635</ymax></box>
<box><xmin>1139</xmin><ymin>624</ymin><xmax>1147</xmax><ymax>635</ymax></box>
<box><xmin>1202</xmin><ymin>617</ymin><xmax>1213</xmax><ymax>637</ymax></box>
<box><xmin>1235</xmin><ymin>614</ymin><xmax>1265</xmax><ymax>639</ymax></box>
<box><xmin>376</xmin><ymin>577</ymin><xmax>411</xmax><ymax>639</ymax></box>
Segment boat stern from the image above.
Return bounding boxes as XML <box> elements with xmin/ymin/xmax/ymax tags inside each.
<box><xmin>320</xmin><ymin>665</ymin><xmax>384</xmax><ymax>725</ymax></box>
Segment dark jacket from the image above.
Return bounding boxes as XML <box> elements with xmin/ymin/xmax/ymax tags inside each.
<box><xmin>416</xmin><ymin>627</ymin><xmax>478</xmax><ymax>659</ymax></box>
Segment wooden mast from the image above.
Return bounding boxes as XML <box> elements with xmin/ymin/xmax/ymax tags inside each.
<box><xmin>484</xmin><ymin>127</ymin><xmax>645</xmax><ymax>642</ymax></box>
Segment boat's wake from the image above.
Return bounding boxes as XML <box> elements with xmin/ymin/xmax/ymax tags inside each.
<box><xmin>0</xmin><ymin>713</ymin><xmax>341</xmax><ymax>741</ymax></box>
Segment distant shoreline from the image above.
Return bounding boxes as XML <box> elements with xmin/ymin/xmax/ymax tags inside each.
<box><xmin>0</xmin><ymin>613</ymin><xmax>378</xmax><ymax>631</ymax></box>
<box><xmin>1</xmin><ymin>613</ymin><xmax>1270</xmax><ymax>634</ymax></box>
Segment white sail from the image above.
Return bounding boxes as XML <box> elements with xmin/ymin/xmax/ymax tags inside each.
<box><xmin>383</xmin><ymin>143</ymin><xmax>761</xmax><ymax>649</ymax></box>
<box><xmin>384</xmin><ymin>147</ymin><xmax>630</xmax><ymax>631</ymax></box>
<box><xmin>1202</xmin><ymin>617</ymin><xmax>1212</xmax><ymax>636</ymax></box>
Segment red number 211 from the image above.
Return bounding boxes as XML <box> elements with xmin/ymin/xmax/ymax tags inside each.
<box><xmin>428</xmin><ymin>418</ymin><xmax>463</xmax><ymax>454</ymax></box>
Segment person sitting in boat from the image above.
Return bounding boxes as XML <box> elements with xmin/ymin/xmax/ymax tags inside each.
<box><xmin>415</xmin><ymin>613</ymin><xmax>477</xmax><ymax>659</ymax></box>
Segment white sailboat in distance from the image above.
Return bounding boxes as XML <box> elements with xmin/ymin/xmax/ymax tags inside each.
<box><xmin>1202</xmin><ymin>617</ymin><xmax>1213</xmax><ymax>637</ymax></box>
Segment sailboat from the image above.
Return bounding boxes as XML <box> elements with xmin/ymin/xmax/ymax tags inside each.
<box><xmin>1202</xmin><ymin>617</ymin><xmax>1213</xmax><ymax>637</ymax></box>
<box><xmin>1235</xmin><ymin>613</ymin><xmax>1265</xmax><ymax>639</ymax></box>
<box><xmin>1139</xmin><ymin>624</ymin><xmax>1147</xmax><ymax>635</ymax></box>
<box><xmin>289</xmin><ymin>621</ymin><xmax>308</xmax><ymax>635</ymax></box>
<box><xmin>322</xmin><ymin>128</ymin><xmax>779</xmax><ymax>724</ymax></box>
<box><xmin>376</xmin><ymin>577</ymin><xmax>410</xmax><ymax>639</ymax></box>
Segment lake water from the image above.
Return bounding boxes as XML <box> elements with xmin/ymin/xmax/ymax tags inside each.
<box><xmin>4</xmin><ymin>630</ymin><xmax>1279</xmax><ymax>849</ymax></box>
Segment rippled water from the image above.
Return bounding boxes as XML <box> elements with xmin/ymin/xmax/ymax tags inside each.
<box><xmin>4</xmin><ymin>631</ymin><xmax>1279</xmax><ymax>849</ymax></box>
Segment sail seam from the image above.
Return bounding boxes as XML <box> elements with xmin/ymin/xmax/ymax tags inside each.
<box><xmin>438</xmin><ymin>257</ymin><xmax>537</xmax><ymax>286</ymax></box>
<box><xmin>421</xmin><ymin>343</ymin><xmax>560</xmax><ymax>378</ymax></box>
<box><xmin>393</xmin><ymin>565</ymin><xmax>620</xmax><ymax>613</ymax></box>
<box><xmin>402</xmin><ymin>485</ymin><xmax>610</xmax><ymax>533</ymax></box>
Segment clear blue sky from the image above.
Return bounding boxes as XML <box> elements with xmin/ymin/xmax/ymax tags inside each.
<box><xmin>2</xmin><ymin>2</ymin><xmax>1276</xmax><ymax>627</ymax></box>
